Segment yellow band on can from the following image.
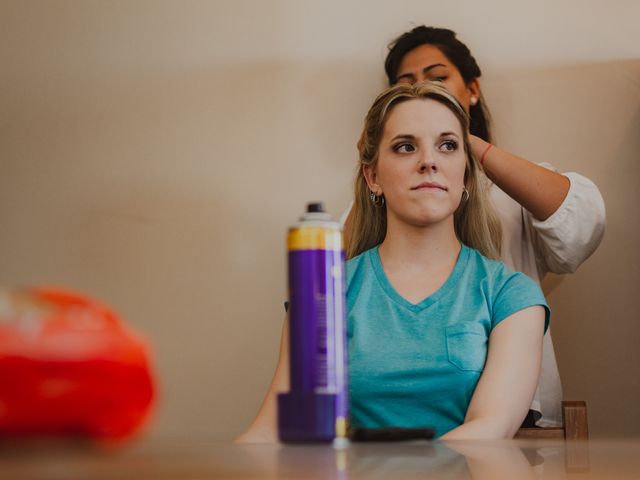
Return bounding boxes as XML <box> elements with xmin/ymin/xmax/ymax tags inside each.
<box><xmin>288</xmin><ymin>227</ymin><xmax>343</xmax><ymax>251</ymax></box>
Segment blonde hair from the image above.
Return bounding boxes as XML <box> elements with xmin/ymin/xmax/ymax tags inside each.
<box><xmin>346</xmin><ymin>81</ymin><xmax>502</xmax><ymax>260</ymax></box>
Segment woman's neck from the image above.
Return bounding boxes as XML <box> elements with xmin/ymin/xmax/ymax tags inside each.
<box><xmin>378</xmin><ymin>214</ymin><xmax>461</xmax><ymax>272</ymax></box>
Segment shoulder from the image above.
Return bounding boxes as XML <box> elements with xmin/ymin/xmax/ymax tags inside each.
<box><xmin>345</xmin><ymin>248</ymin><xmax>370</xmax><ymax>275</ymax></box>
<box><xmin>465</xmin><ymin>245</ymin><xmax>539</xmax><ymax>295</ymax></box>
<box><xmin>462</xmin><ymin>245</ymin><xmax>512</xmax><ymax>282</ymax></box>
<box><xmin>346</xmin><ymin>247</ymin><xmax>375</xmax><ymax>286</ymax></box>
<box><xmin>463</xmin><ymin>246</ymin><xmax>550</xmax><ymax>331</ymax></box>
<box><xmin>345</xmin><ymin>247</ymin><xmax>380</xmax><ymax>309</ymax></box>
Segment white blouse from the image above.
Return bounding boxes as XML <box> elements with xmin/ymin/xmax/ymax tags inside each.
<box><xmin>489</xmin><ymin>165</ymin><xmax>605</xmax><ymax>426</ymax></box>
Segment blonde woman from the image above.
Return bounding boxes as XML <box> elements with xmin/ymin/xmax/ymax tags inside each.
<box><xmin>238</xmin><ymin>82</ymin><xmax>548</xmax><ymax>441</ymax></box>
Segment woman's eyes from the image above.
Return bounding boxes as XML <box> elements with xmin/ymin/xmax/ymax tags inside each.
<box><xmin>439</xmin><ymin>140</ymin><xmax>458</xmax><ymax>152</ymax></box>
<box><xmin>431</xmin><ymin>76</ymin><xmax>448</xmax><ymax>82</ymax></box>
<box><xmin>393</xmin><ymin>143</ymin><xmax>416</xmax><ymax>153</ymax></box>
<box><xmin>393</xmin><ymin>140</ymin><xmax>458</xmax><ymax>154</ymax></box>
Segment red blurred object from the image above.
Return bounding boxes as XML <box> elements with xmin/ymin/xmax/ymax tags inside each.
<box><xmin>0</xmin><ymin>287</ymin><xmax>156</xmax><ymax>440</ymax></box>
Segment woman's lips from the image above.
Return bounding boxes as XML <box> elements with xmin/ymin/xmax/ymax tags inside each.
<box><xmin>411</xmin><ymin>181</ymin><xmax>447</xmax><ymax>191</ymax></box>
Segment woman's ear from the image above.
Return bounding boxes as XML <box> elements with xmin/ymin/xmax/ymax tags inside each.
<box><xmin>467</xmin><ymin>78</ymin><xmax>481</xmax><ymax>106</ymax></box>
<box><xmin>362</xmin><ymin>164</ymin><xmax>380</xmax><ymax>193</ymax></box>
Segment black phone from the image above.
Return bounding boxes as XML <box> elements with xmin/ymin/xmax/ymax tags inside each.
<box><xmin>349</xmin><ymin>427</ymin><xmax>435</xmax><ymax>442</ymax></box>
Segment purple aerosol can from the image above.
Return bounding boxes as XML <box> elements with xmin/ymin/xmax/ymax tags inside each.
<box><xmin>278</xmin><ymin>202</ymin><xmax>348</xmax><ymax>443</ymax></box>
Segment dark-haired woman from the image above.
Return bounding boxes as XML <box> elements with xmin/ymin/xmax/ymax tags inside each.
<box><xmin>344</xmin><ymin>26</ymin><xmax>605</xmax><ymax>428</ymax></box>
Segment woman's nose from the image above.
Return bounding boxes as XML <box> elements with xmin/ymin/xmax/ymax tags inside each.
<box><xmin>418</xmin><ymin>152</ymin><xmax>437</xmax><ymax>172</ymax></box>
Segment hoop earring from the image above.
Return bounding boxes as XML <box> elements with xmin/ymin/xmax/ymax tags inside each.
<box><xmin>462</xmin><ymin>187</ymin><xmax>469</xmax><ymax>202</ymax></box>
<box><xmin>370</xmin><ymin>191</ymin><xmax>385</xmax><ymax>207</ymax></box>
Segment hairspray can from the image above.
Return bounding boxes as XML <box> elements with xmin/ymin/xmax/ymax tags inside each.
<box><xmin>278</xmin><ymin>202</ymin><xmax>348</xmax><ymax>443</ymax></box>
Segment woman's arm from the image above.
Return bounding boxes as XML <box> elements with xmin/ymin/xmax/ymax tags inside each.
<box><xmin>470</xmin><ymin>135</ymin><xmax>570</xmax><ymax>221</ymax></box>
<box><xmin>443</xmin><ymin>442</ymin><xmax>538</xmax><ymax>480</ymax></box>
<box><xmin>440</xmin><ymin>306</ymin><xmax>545</xmax><ymax>440</ymax></box>
<box><xmin>234</xmin><ymin>317</ymin><xmax>289</xmax><ymax>443</ymax></box>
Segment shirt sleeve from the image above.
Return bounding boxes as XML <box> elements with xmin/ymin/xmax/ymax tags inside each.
<box><xmin>491</xmin><ymin>271</ymin><xmax>550</xmax><ymax>333</ymax></box>
<box><xmin>526</xmin><ymin>164</ymin><xmax>606</xmax><ymax>275</ymax></box>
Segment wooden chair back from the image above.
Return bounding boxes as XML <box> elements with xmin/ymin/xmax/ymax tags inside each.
<box><xmin>515</xmin><ymin>401</ymin><xmax>589</xmax><ymax>440</ymax></box>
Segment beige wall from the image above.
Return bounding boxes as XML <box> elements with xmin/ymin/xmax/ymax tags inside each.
<box><xmin>1</xmin><ymin>1</ymin><xmax>639</xmax><ymax>441</ymax></box>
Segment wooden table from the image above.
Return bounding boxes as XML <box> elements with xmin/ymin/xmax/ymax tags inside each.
<box><xmin>1</xmin><ymin>438</ymin><xmax>639</xmax><ymax>479</ymax></box>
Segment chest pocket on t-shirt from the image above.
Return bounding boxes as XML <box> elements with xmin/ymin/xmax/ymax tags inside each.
<box><xmin>445</xmin><ymin>323</ymin><xmax>488</xmax><ymax>372</ymax></box>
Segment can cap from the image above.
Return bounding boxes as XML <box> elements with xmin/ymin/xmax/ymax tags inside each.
<box><xmin>306</xmin><ymin>202</ymin><xmax>325</xmax><ymax>213</ymax></box>
<box><xmin>295</xmin><ymin>202</ymin><xmax>336</xmax><ymax>227</ymax></box>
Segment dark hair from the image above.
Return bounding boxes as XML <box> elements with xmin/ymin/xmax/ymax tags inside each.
<box><xmin>384</xmin><ymin>26</ymin><xmax>492</xmax><ymax>142</ymax></box>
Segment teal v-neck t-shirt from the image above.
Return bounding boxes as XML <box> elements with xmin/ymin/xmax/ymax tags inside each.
<box><xmin>345</xmin><ymin>244</ymin><xmax>549</xmax><ymax>438</ymax></box>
